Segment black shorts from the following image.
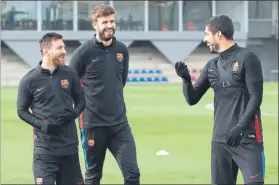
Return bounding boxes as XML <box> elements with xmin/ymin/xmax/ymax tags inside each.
<box><xmin>33</xmin><ymin>153</ymin><xmax>84</xmax><ymax>185</ymax></box>
<box><xmin>211</xmin><ymin>142</ymin><xmax>265</xmax><ymax>184</ymax></box>
<box><xmin>80</xmin><ymin>123</ymin><xmax>140</xmax><ymax>184</ymax></box>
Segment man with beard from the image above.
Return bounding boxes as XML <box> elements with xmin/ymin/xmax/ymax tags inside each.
<box><xmin>17</xmin><ymin>32</ymin><xmax>85</xmax><ymax>185</ymax></box>
<box><xmin>69</xmin><ymin>4</ymin><xmax>140</xmax><ymax>185</ymax></box>
<box><xmin>175</xmin><ymin>15</ymin><xmax>265</xmax><ymax>185</ymax></box>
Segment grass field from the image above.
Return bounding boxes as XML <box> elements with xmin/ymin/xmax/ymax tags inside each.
<box><xmin>1</xmin><ymin>83</ymin><xmax>278</xmax><ymax>184</ymax></box>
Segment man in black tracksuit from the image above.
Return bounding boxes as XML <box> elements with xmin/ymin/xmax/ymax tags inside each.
<box><xmin>69</xmin><ymin>4</ymin><xmax>140</xmax><ymax>185</ymax></box>
<box><xmin>175</xmin><ymin>15</ymin><xmax>265</xmax><ymax>185</ymax></box>
<box><xmin>17</xmin><ymin>32</ymin><xmax>85</xmax><ymax>184</ymax></box>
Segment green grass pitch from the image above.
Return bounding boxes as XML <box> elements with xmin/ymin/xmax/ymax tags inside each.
<box><xmin>1</xmin><ymin>83</ymin><xmax>278</xmax><ymax>184</ymax></box>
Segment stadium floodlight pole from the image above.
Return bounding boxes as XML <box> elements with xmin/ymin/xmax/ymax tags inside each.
<box><xmin>73</xmin><ymin>1</ymin><xmax>78</xmax><ymax>31</ymax></box>
<box><xmin>243</xmin><ymin>0</ymin><xmax>249</xmax><ymax>34</ymax></box>
<box><xmin>37</xmin><ymin>1</ymin><xmax>42</xmax><ymax>31</ymax></box>
<box><xmin>178</xmin><ymin>1</ymin><xmax>183</xmax><ymax>32</ymax></box>
<box><xmin>144</xmin><ymin>0</ymin><xmax>149</xmax><ymax>32</ymax></box>
<box><xmin>212</xmin><ymin>0</ymin><xmax>216</xmax><ymax>16</ymax></box>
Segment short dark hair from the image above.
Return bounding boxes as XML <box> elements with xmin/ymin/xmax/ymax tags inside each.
<box><xmin>91</xmin><ymin>4</ymin><xmax>116</xmax><ymax>23</ymax></box>
<box><xmin>39</xmin><ymin>32</ymin><xmax>63</xmax><ymax>54</ymax></box>
<box><xmin>205</xmin><ymin>15</ymin><xmax>234</xmax><ymax>40</ymax></box>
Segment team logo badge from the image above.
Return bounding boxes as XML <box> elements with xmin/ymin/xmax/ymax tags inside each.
<box><xmin>88</xmin><ymin>139</ymin><xmax>95</xmax><ymax>147</ymax></box>
<box><xmin>36</xmin><ymin>177</ymin><xmax>43</xmax><ymax>184</ymax></box>
<box><xmin>233</xmin><ymin>62</ymin><xmax>239</xmax><ymax>71</ymax></box>
<box><xmin>61</xmin><ymin>79</ymin><xmax>69</xmax><ymax>88</ymax></box>
<box><xmin>116</xmin><ymin>53</ymin><xmax>124</xmax><ymax>62</ymax></box>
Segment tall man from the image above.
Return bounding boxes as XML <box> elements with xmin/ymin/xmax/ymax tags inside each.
<box><xmin>175</xmin><ymin>15</ymin><xmax>265</xmax><ymax>185</ymax></box>
<box><xmin>17</xmin><ymin>32</ymin><xmax>85</xmax><ymax>185</ymax></box>
<box><xmin>69</xmin><ymin>4</ymin><xmax>140</xmax><ymax>185</ymax></box>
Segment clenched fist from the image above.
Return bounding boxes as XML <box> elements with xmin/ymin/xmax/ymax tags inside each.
<box><xmin>175</xmin><ymin>61</ymin><xmax>191</xmax><ymax>81</ymax></box>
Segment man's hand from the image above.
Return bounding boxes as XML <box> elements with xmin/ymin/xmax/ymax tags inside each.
<box><xmin>39</xmin><ymin>120</ymin><xmax>60</xmax><ymax>133</ymax></box>
<box><xmin>225</xmin><ymin>126</ymin><xmax>243</xmax><ymax>147</ymax></box>
<box><xmin>56</xmin><ymin>108</ymin><xmax>77</xmax><ymax>125</ymax></box>
<box><xmin>175</xmin><ymin>61</ymin><xmax>191</xmax><ymax>81</ymax></box>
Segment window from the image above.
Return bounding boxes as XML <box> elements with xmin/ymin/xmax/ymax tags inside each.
<box><xmin>183</xmin><ymin>1</ymin><xmax>212</xmax><ymax>31</ymax></box>
<box><xmin>1</xmin><ymin>1</ymin><xmax>37</xmax><ymax>30</ymax></box>
<box><xmin>113</xmin><ymin>1</ymin><xmax>145</xmax><ymax>31</ymax></box>
<box><xmin>41</xmin><ymin>1</ymin><xmax>73</xmax><ymax>30</ymax></box>
<box><xmin>216</xmin><ymin>1</ymin><xmax>244</xmax><ymax>31</ymax></box>
<box><xmin>148</xmin><ymin>1</ymin><xmax>179</xmax><ymax>31</ymax></box>
<box><xmin>249</xmin><ymin>1</ymin><xmax>272</xmax><ymax>19</ymax></box>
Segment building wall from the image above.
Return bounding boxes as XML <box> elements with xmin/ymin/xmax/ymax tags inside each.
<box><xmin>0</xmin><ymin>1</ymin><xmax>248</xmax><ymax>31</ymax></box>
<box><xmin>1</xmin><ymin>1</ymin><xmax>277</xmax><ymax>81</ymax></box>
<box><xmin>1</xmin><ymin>0</ymin><xmax>248</xmax><ymax>67</ymax></box>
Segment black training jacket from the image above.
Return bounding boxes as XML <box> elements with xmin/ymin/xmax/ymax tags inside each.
<box><xmin>17</xmin><ymin>62</ymin><xmax>85</xmax><ymax>155</ymax></box>
<box><xmin>182</xmin><ymin>44</ymin><xmax>264</xmax><ymax>144</ymax></box>
<box><xmin>69</xmin><ymin>35</ymin><xmax>129</xmax><ymax>128</ymax></box>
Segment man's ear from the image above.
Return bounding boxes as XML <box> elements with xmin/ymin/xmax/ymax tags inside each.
<box><xmin>217</xmin><ymin>31</ymin><xmax>222</xmax><ymax>40</ymax></box>
<box><xmin>42</xmin><ymin>48</ymin><xmax>47</xmax><ymax>56</ymax></box>
<box><xmin>92</xmin><ymin>21</ymin><xmax>97</xmax><ymax>30</ymax></box>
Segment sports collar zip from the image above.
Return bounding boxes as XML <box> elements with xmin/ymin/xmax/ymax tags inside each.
<box><xmin>38</xmin><ymin>61</ymin><xmax>59</xmax><ymax>76</ymax></box>
<box><xmin>218</xmin><ymin>44</ymin><xmax>240</xmax><ymax>70</ymax></box>
<box><xmin>219</xmin><ymin>43</ymin><xmax>238</xmax><ymax>59</ymax></box>
<box><xmin>93</xmin><ymin>34</ymin><xmax>116</xmax><ymax>49</ymax></box>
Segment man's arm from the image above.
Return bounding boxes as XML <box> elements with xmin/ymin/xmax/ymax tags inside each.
<box><xmin>69</xmin><ymin>44</ymin><xmax>87</xmax><ymax>78</ymax></box>
<box><xmin>17</xmin><ymin>76</ymin><xmax>43</xmax><ymax>129</ymax></box>
<box><xmin>182</xmin><ymin>63</ymin><xmax>210</xmax><ymax>105</ymax></box>
<box><xmin>237</xmin><ymin>52</ymin><xmax>263</xmax><ymax>129</ymax></box>
<box><xmin>71</xmin><ymin>70</ymin><xmax>86</xmax><ymax>118</ymax></box>
<box><xmin>122</xmin><ymin>46</ymin><xmax>129</xmax><ymax>87</ymax></box>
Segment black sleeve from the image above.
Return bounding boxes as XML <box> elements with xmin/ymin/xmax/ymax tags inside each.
<box><xmin>182</xmin><ymin>63</ymin><xmax>210</xmax><ymax>105</ymax></box>
<box><xmin>237</xmin><ymin>52</ymin><xmax>263</xmax><ymax>129</ymax></box>
<box><xmin>71</xmin><ymin>70</ymin><xmax>86</xmax><ymax>118</ymax></box>
<box><xmin>69</xmin><ymin>44</ymin><xmax>87</xmax><ymax>78</ymax></box>
<box><xmin>17</xmin><ymin>76</ymin><xmax>42</xmax><ymax>129</ymax></box>
<box><xmin>122</xmin><ymin>46</ymin><xmax>129</xmax><ymax>87</ymax></box>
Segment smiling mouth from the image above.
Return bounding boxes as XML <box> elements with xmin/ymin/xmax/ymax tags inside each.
<box><xmin>58</xmin><ymin>55</ymin><xmax>65</xmax><ymax>61</ymax></box>
<box><xmin>57</xmin><ymin>55</ymin><xmax>65</xmax><ymax>65</ymax></box>
<box><xmin>105</xmin><ymin>29</ymin><xmax>113</xmax><ymax>34</ymax></box>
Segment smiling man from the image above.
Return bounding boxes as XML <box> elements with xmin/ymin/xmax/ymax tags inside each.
<box><xmin>69</xmin><ymin>4</ymin><xmax>140</xmax><ymax>185</ymax></box>
<box><xmin>17</xmin><ymin>32</ymin><xmax>85</xmax><ymax>184</ymax></box>
<box><xmin>175</xmin><ymin>15</ymin><xmax>265</xmax><ymax>185</ymax></box>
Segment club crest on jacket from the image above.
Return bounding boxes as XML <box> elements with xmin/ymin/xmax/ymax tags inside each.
<box><xmin>117</xmin><ymin>53</ymin><xmax>123</xmax><ymax>62</ymax></box>
<box><xmin>36</xmin><ymin>177</ymin><xmax>43</xmax><ymax>184</ymax></box>
<box><xmin>233</xmin><ymin>61</ymin><xmax>239</xmax><ymax>71</ymax></box>
<box><xmin>61</xmin><ymin>79</ymin><xmax>69</xmax><ymax>88</ymax></box>
<box><xmin>88</xmin><ymin>139</ymin><xmax>95</xmax><ymax>147</ymax></box>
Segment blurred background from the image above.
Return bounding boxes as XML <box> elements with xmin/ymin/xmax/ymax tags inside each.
<box><xmin>0</xmin><ymin>0</ymin><xmax>278</xmax><ymax>85</ymax></box>
<box><xmin>0</xmin><ymin>1</ymin><xmax>278</xmax><ymax>184</ymax></box>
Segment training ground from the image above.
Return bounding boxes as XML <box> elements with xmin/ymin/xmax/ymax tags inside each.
<box><xmin>1</xmin><ymin>83</ymin><xmax>278</xmax><ymax>184</ymax></box>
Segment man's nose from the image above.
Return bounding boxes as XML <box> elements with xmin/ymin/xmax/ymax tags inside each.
<box><xmin>62</xmin><ymin>48</ymin><xmax>66</xmax><ymax>54</ymax></box>
<box><xmin>203</xmin><ymin>37</ymin><xmax>207</xmax><ymax>43</ymax></box>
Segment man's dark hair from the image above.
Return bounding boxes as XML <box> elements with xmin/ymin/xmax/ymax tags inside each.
<box><xmin>39</xmin><ymin>32</ymin><xmax>63</xmax><ymax>54</ymax></box>
<box><xmin>205</xmin><ymin>15</ymin><xmax>234</xmax><ymax>40</ymax></box>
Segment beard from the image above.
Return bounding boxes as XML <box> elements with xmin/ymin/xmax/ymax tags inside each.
<box><xmin>99</xmin><ymin>27</ymin><xmax>115</xmax><ymax>42</ymax></box>
<box><xmin>207</xmin><ymin>42</ymin><xmax>220</xmax><ymax>53</ymax></box>
<box><xmin>51</xmin><ymin>53</ymin><xmax>65</xmax><ymax>66</ymax></box>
